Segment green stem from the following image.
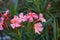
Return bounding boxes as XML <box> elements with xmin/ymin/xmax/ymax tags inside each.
<box><xmin>27</xmin><ymin>22</ymin><xmax>32</xmax><ymax>40</ymax></box>
<box><xmin>17</xmin><ymin>30</ymin><xmax>22</xmax><ymax>40</ymax></box>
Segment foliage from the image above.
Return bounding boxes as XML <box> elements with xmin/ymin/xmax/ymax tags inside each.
<box><xmin>0</xmin><ymin>0</ymin><xmax>60</xmax><ymax>40</ymax></box>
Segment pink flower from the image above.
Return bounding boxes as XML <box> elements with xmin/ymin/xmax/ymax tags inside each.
<box><xmin>19</xmin><ymin>13</ymin><xmax>28</xmax><ymax>22</ymax></box>
<box><xmin>3</xmin><ymin>10</ymin><xmax>10</xmax><ymax>21</ymax></box>
<box><xmin>28</xmin><ymin>12</ymin><xmax>38</xmax><ymax>22</ymax></box>
<box><xmin>40</xmin><ymin>18</ymin><xmax>46</xmax><ymax>22</ymax></box>
<box><xmin>4</xmin><ymin>10</ymin><xmax>9</xmax><ymax>16</ymax></box>
<box><xmin>0</xmin><ymin>25</ymin><xmax>4</xmax><ymax>30</ymax></box>
<box><xmin>39</xmin><ymin>13</ymin><xmax>43</xmax><ymax>18</ymax></box>
<box><xmin>34</xmin><ymin>22</ymin><xmax>43</xmax><ymax>34</ymax></box>
<box><xmin>37</xmin><ymin>13</ymin><xmax>46</xmax><ymax>22</ymax></box>
<box><xmin>0</xmin><ymin>17</ymin><xmax>4</xmax><ymax>30</ymax></box>
<box><xmin>10</xmin><ymin>16</ymin><xmax>21</xmax><ymax>29</ymax></box>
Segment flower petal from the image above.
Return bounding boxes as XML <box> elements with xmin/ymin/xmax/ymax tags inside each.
<box><xmin>19</xmin><ymin>13</ymin><xmax>23</xmax><ymax>18</ymax></box>
<box><xmin>35</xmin><ymin>29</ymin><xmax>40</xmax><ymax>34</ymax></box>
<box><xmin>34</xmin><ymin>22</ymin><xmax>43</xmax><ymax>35</ymax></box>
<box><xmin>22</xmin><ymin>15</ymin><xmax>28</xmax><ymax>22</ymax></box>
<box><xmin>39</xmin><ymin>13</ymin><xmax>43</xmax><ymax>18</ymax></box>
<box><xmin>0</xmin><ymin>17</ymin><xmax>4</xmax><ymax>25</ymax></box>
<box><xmin>0</xmin><ymin>25</ymin><xmax>3</xmax><ymax>30</ymax></box>
<box><xmin>32</xmin><ymin>13</ymin><xmax>38</xmax><ymax>19</ymax></box>
<box><xmin>4</xmin><ymin>10</ymin><xmax>9</xmax><ymax>16</ymax></box>
<box><xmin>40</xmin><ymin>18</ymin><xmax>46</xmax><ymax>22</ymax></box>
<box><xmin>10</xmin><ymin>24</ymin><xmax>15</xmax><ymax>29</ymax></box>
<box><xmin>15</xmin><ymin>24</ymin><xmax>21</xmax><ymax>27</ymax></box>
<box><xmin>14</xmin><ymin>15</ymin><xmax>19</xmax><ymax>20</ymax></box>
<box><xmin>29</xmin><ymin>17</ymin><xmax>33</xmax><ymax>22</ymax></box>
<box><xmin>18</xmin><ymin>18</ymin><xmax>22</xmax><ymax>23</ymax></box>
<box><xmin>39</xmin><ymin>27</ymin><xmax>43</xmax><ymax>32</ymax></box>
<box><xmin>11</xmin><ymin>15</ymin><xmax>19</xmax><ymax>24</ymax></box>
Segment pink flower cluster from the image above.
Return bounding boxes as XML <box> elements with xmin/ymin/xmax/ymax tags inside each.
<box><xmin>0</xmin><ymin>10</ymin><xmax>9</xmax><ymax>30</ymax></box>
<box><xmin>0</xmin><ymin>10</ymin><xmax>46</xmax><ymax>34</ymax></box>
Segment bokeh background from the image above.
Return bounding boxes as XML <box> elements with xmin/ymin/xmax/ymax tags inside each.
<box><xmin>0</xmin><ymin>0</ymin><xmax>60</xmax><ymax>40</ymax></box>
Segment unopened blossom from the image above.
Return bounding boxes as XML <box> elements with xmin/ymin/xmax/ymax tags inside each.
<box><xmin>0</xmin><ymin>17</ymin><xmax>4</xmax><ymax>30</ymax></box>
<box><xmin>28</xmin><ymin>12</ymin><xmax>38</xmax><ymax>22</ymax></box>
<box><xmin>46</xmin><ymin>3</ymin><xmax>51</xmax><ymax>9</ymax></box>
<box><xmin>37</xmin><ymin>13</ymin><xmax>46</xmax><ymax>22</ymax></box>
<box><xmin>10</xmin><ymin>16</ymin><xmax>21</xmax><ymax>29</ymax></box>
<box><xmin>34</xmin><ymin>22</ymin><xmax>43</xmax><ymax>34</ymax></box>
<box><xmin>19</xmin><ymin>13</ymin><xmax>28</xmax><ymax>22</ymax></box>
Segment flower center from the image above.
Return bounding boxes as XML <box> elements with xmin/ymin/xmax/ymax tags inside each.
<box><xmin>13</xmin><ymin>20</ymin><xmax>17</xmax><ymax>24</ymax></box>
<box><xmin>29</xmin><ymin>13</ymin><xmax>33</xmax><ymax>17</ymax></box>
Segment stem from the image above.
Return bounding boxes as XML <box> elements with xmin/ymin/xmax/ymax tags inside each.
<box><xmin>17</xmin><ymin>30</ymin><xmax>22</xmax><ymax>40</ymax></box>
<box><xmin>27</xmin><ymin>22</ymin><xmax>32</xmax><ymax>40</ymax></box>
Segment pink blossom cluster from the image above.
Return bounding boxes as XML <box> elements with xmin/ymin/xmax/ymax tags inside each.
<box><xmin>0</xmin><ymin>10</ymin><xmax>46</xmax><ymax>34</ymax></box>
<box><xmin>0</xmin><ymin>10</ymin><xmax>9</xmax><ymax>30</ymax></box>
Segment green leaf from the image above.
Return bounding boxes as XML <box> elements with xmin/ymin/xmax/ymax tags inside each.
<box><xmin>9</xmin><ymin>0</ymin><xmax>18</xmax><ymax>16</ymax></box>
<box><xmin>4</xmin><ymin>30</ymin><xmax>19</xmax><ymax>40</ymax></box>
<box><xmin>52</xmin><ymin>18</ymin><xmax>57</xmax><ymax>40</ymax></box>
<box><xmin>43</xmin><ymin>18</ymin><xmax>52</xmax><ymax>26</ymax></box>
<box><xmin>33</xmin><ymin>0</ymin><xmax>40</xmax><ymax>13</ymax></box>
<box><xmin>14</xmin><ymin>0</ymin><xmax>18</xmax><ymax>14</ymax></box>
<box><xmin>45</xmin><ymin>26</ymin><xmax>49</xmax><ymax>40</ymax></box>
<box><xmin>26</xmin><ymin>0</ymin><xmax>33</xmax><ymax>3</ymax></box>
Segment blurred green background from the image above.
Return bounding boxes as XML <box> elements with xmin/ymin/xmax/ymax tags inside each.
<box><xmin>0</xmin><ymin>0</ymin><xmax>60</xmax><ymax>40</ymax></box>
